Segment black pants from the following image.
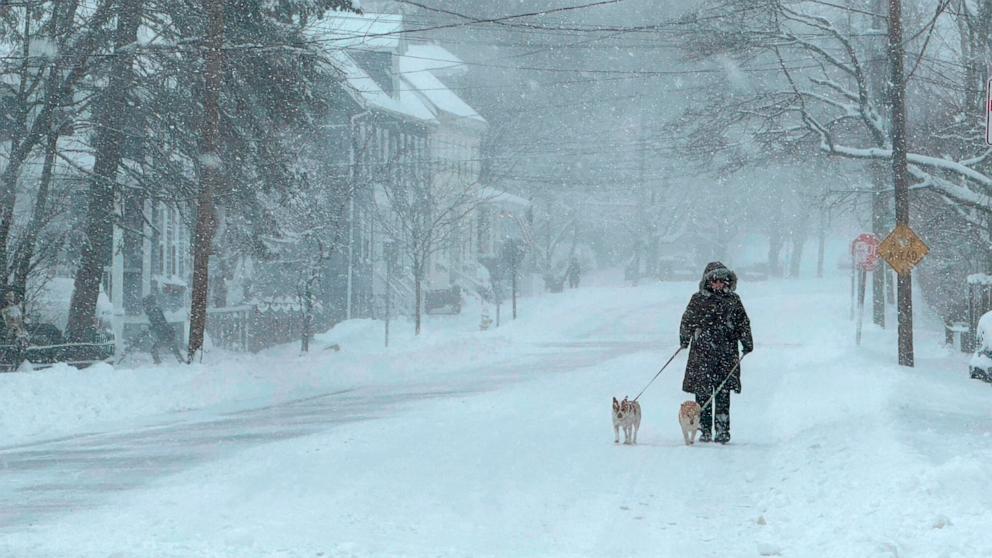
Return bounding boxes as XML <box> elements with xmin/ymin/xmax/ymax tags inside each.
<box><xmin>695</xmin><ymin>389</ymin><xmax>731</xmax><ymax>437</ymax></box>
<box><xmin>151</xmin><ymin>335</ymin><xmax>185</xmax><ymax>364</ymax></box>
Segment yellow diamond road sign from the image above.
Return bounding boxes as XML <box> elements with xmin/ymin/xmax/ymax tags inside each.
<box><xmin>878</xmin><ymin>224</ymin><xmax>929</xmax><ymax>274</ymax></box>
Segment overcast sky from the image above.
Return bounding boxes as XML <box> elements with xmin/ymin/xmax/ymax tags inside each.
<box><xmin>385</xmin><ymin>0</ymin><xmax>698</xmax><ymax>193</ymax></box>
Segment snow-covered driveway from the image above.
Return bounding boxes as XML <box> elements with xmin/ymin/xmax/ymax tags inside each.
<box><xmin>3</xmin><ymin>276</ymin><xmax>992</xmax><ymax>557</ymax></box>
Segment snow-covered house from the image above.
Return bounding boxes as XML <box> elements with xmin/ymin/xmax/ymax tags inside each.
<box><xmin>307</xmin><ymin>13</ymin><xmax>439</xmax><ymax>323</ymax></box>
<box><xmin>106</xmin><ymin>12</ymin><xmax>501</xmax><ymax>351</ymax></box>
<box><xmin>397</xmin><ymin>43</ymin><xmax>491</xmax><ymax>298</ymax></box>
<box><xmin>109</xmin><ymin>200</ymin><xmax>190</xmax><ymax>349</ymax></box>
<box><xmin>312</xmin><ymin>12</ymin><xmax>504</xmax><ymax>318</ymax></box>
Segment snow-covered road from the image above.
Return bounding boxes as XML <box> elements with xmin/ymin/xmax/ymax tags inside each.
<box><xmin>0</xmin><ymin>338</ymin><xmax>648</xmax><ymax>530</ymax></box>
<box><xmin>3</xmin><ymin>275</ymin><xmax>991</xmax><ymax>557</ymax></box>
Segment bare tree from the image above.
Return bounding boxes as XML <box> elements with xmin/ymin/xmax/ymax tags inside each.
<box><xmin>674</xmin><ymin>0</ymin><xmax>991</xmax><ymax>229</ymax></box>
<box><xmin>296</xmin><ymin>236</ymin><xmax>325</xmax><ymax>353</ymax></box>
<box><xmin>374</xmin><ymin>154</ymin><xmax>491</xmax><ymax>335</ymax></box>
<box><xmin>1</xmin><ymin>0</ymin><xmax>116</xmax><ymax>291</ymax></box>
<box><xmin>510</xmin><ymin>195</ymin><xmax>575</xmax><ymax>291</ymax></box>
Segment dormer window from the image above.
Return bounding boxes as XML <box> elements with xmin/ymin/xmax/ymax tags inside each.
<box><xmin>352</xmin><ymin>50</ymin><xmax>395</xmax><ymax>96</ymax></box>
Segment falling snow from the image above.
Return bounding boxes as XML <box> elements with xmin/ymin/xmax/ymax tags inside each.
<box><xmin>2</xmin><ymin>1</ymin><xmax>992</xmax><ymax>556</ymax></box>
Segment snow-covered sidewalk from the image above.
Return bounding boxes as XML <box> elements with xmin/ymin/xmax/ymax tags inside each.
<box><xmin>2</xmin><ymin>275</ymin><xmax>990</xmax><ymax>558</ymax></box>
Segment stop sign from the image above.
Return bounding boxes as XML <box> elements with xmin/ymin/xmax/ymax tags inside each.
<box><xmin>851</xmin><ymin>233</ymin><xmax>881</xmax><ymax>272</ymax></box>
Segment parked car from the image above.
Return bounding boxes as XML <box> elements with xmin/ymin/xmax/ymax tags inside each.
<box><xmin>0</xmin><ymin>321</ymin><xmax>114</xmax><ymax>372</ymax></box>
<box><xmin>657</xmin><ymin>256</ymin><xmax>697</xmax><ymax>281</ymax></box>
<box><xmin>425</xmin><ymin>285</ymin><xmax>462</xmax><ymax>315</ymax></box>
<box><xmin>970</xmin><ymin>311</ymin><xmax>992</xmax><ymax>382</ymax></box>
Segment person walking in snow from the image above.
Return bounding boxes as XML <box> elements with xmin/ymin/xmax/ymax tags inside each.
<box><xmin>679</xmin><ymin>262</ymin><xmax>753</xmax><ymax>444</ymax></box>
<box><xmin>1</xmin><ymin>289</ymin><xmax>30</xmax><ymax>349</ymax></box>
<box><xmin>1</xmin><ymin>288</ymin><xmax>30</xmax><ymax>371</ymax></box>
<box><xmin>142</xmin><ymin>295</ymin><xmax>185</xmax><ymax>364</ymax></box>
<box><xmin>566</xmin><ymin>257</ymin><xmax>581</xmax><ymax>289</ymax></box>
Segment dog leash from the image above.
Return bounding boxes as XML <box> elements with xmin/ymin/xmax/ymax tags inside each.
<box><xmin>632</xmin><ymin>346</ymin><xmax>684</xmax><ymax>402</ymax></box>
<box><xmin>699</xmin><ymin>353</ymin><xmax>747</xmax><ymax>413</ymax></box>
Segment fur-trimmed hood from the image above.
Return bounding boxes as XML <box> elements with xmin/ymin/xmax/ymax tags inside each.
<box><xmin>698</xmin><ymin>261</ymin><xmax>737</xmax><ymax>294</ymax></box>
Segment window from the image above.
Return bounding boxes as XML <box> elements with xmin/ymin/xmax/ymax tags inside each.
<box><xmin>157</xmin><ymin>205</ymin><xmax>165</xmax><ymax>275</ymax></box>
<box><xmin>351</xmin><ymin>51</ymin><xmax>394</xmax><ymax>96</ymax></box>
<box><xmin>392</xmin><ymin>131</ymin><xmax>400</xmax><ymax>184</ymax></box>
<box><xmin>166</xmin><ymin>206</ymin><xmax>175</xmax><ymax>275</ymax></box>
<box><xmin>177</xmin><ymin>214</ymin><xmax>186</xmax><ymax>277</ymax></box>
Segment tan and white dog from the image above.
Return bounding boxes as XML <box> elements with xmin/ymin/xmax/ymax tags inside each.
<box><xmin>612</xmin><ymin>397</ymin><xmax>641</xmax><ymax>445</ymax></box>
<box><xmin>678</xmin><ymin>401</ymin><xmax>702</xmax><ymax>446</ymax></box>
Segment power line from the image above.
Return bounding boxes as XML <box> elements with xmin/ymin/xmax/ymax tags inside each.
<box><xmin>324</xmin><ymin>0</ymin><xmax>628</xmax><ymax>41</ymax></box>
<box><xmin>393</xmin><ymin>0</ymin><xmax>761</xmax><ymax>34</ymax></box>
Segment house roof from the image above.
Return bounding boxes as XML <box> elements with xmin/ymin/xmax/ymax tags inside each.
<box><xmin>327</xmin><ymin>49</ymin><xmax>437</xmax><ymax>124</ymax></box>
<box><xmin>401</xmin><ymin>43</ymin><xmax>468</xmax><ymax>77</ymax></box>
<box><xmin>399</xmin><ymin>44</ymin><xmax>486</xmax><ymax>126</ymax></box>
<box><xmin>402</xmin><ymin>70</ymin><xmax>486</xmax><ymax>126</ymax></box>
<box><xmin>481</xmin><ymin>187</ymin><xmax>530</xmax><ymax>208</ymax></box>
<box><xmin>308</xmin><ymin>14</ymin><xmax>485</xmax><ymax>127</ymax></box>
<box><xmin>308</xmin><ymin>13</ymin><xmax>436</xmax><ymax>124</ymax></box>
<box><xmin>306</xmin><ymin>12</ymin><xmax>403</xmax><ymax>51</ymax></box>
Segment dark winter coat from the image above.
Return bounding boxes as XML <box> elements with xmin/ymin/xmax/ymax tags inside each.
<box><xmin>142</xmin><ymin>296</ymin><xmax>176</xmax><ymax>343</ymax></box>
<box><xmin>566</xmin><ymin>259</ymin><xmax>581</xmax><ymax>280</ymax></box>
<box><xmin>680</xmin><ymin>263</ymin><xmax>753</xmax><ymax>395</ymax></box>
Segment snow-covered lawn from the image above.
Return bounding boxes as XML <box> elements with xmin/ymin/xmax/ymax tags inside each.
<box><xmin>2</xmin><ymin>273</ymin><xmax>990</xmax><ymax>557</ymax></box>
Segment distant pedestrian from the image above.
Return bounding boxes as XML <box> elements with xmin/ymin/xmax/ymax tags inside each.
<box><xmin>1</xmin><ymin>289</ymin><xmax>29</xmax><ymax>349</ymax></box>
<box><xmin>142</xmin><ymin>295</ymin><xmax>185</xmax><ymax>364</ymax></box>
<box><xmin>679</xmin><ymin>262</ymin><xmax>753</xmax><ymax>444</ymax></box>
<box><xmin>566</xmin><ymin>257</ymin><xmax>581</xmax><ymax>289</ymax></box>
<box><xmin>1</xmin><ymin>289</ymin><xmax>30</xmax><ymax>371</ymax></box>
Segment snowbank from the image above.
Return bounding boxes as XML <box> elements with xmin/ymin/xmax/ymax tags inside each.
<box><xmin>0</xmin><ymin>280</ymin><xmax>650</xmax><ymax>446</ymax></box>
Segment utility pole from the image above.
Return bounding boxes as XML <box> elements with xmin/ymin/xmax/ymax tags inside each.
<box><xmin>501</xmin><ymin>239</ymin><xmax>524</xmax><ymax>320</ymax></box>
<box><xmin>887</xmin><ymin>0</ymin><xmax>914</xmax><ymax>366</ymax></box>
<box><xmin>187</xmin><ymin>0</ymin><xmax>224</xmax><ymax>362</ymax></box>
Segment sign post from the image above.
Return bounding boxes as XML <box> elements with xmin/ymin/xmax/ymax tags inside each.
<box><xmin>986</xmin><ymin>79</ymin><xmax>992</xmax><ymax>146</ymax></box>
<box><xmin>500</xmin><ymin>239</ymin><xmax>526</xmax><ymax>320</ymax></box>
<box><xmin>985</xmin><ymin>79</ymin><xmax>992</xmax><ymax>149</ymax></box>
<box><xmin>877</xmin><ymin>224</ymin><xmax>929</xmax><ymax>365</ymax></box>
<box><xmin>383</xmin><ymin>240</ymin><xmax>397</xmax><ymax>348</ymax></box>
<box><xmin>850</xmin><ymin>249</ymin><xmax>855</xmax><ymax>320</ymax></box>
<box><xmin>851</xmin><ymin>234</ymin><xmax>880</xmax><ymax>346</ymax></box>
<box><xmin>856</xmin><ymin>268</ymin><xmax>867</xmax><ymax>345</ymax></box>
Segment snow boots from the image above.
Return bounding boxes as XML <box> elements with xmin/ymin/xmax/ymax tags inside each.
<box><xmin>695</xmin><ymin>390</ymin><xmax>731</xmax><ymax>444</ymax></box>
<box><xmin>714</xmin><ymin>413</ymin><xmax>731</xmax><ymax>444</ymax></box>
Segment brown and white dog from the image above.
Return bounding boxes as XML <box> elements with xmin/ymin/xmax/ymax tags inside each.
<box><xmin>612</xmin><ymin>397</ymin><xmax>641</xmax><ymax>445</ymax></box>
<box><xmin>678</xmin><ymin>401</ymin><xmax>702</xmax><ymax>446</ymax></box>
